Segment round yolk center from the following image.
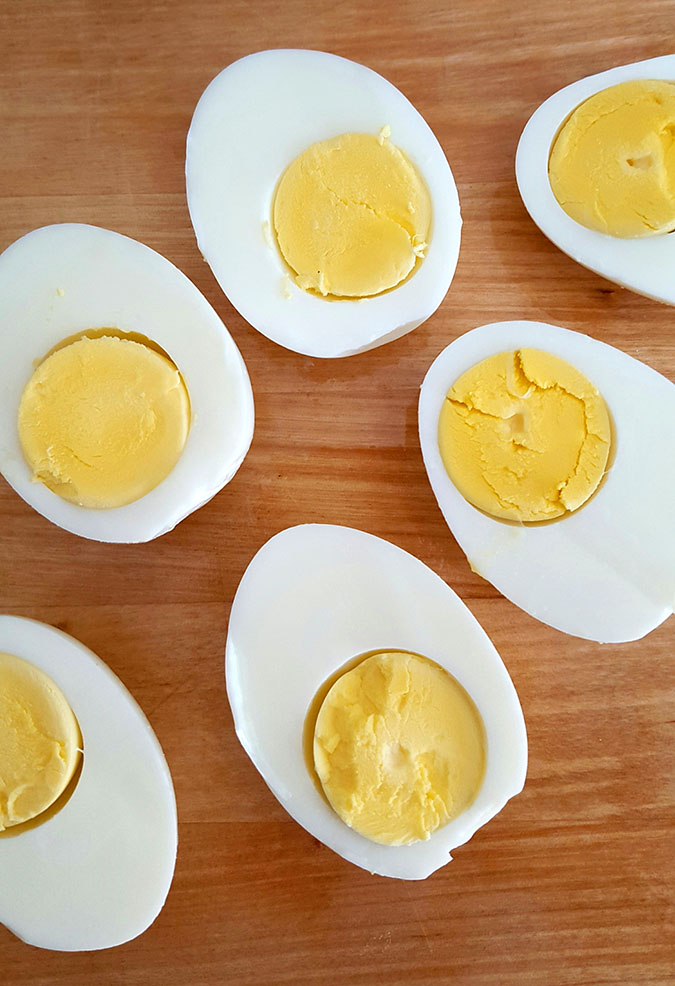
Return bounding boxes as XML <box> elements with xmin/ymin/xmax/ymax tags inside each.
<box><xmin>548</xmin><ymin>79</ymin><xmax>675</xmax><ymax>237</ymax></box>
<box><xmin>438</xmin><ymin>348</ymin><xmax>612</xmax><ymax>523</ymax></box>
<box><xmin>0</xmin><ymin>652</ymin><xmax>82</xmax><ymax>832</ymax></box>
<box><xmin>312</xmin><ymin>650</ymin><xmax>485</xmax><ymax>846</ymax></box>
<box><xmin>272</xmin><ymin>130</ymin><xmax>432</xmax><ymax>298</ymax></box>
<box><xmin>18</xmin><ymin>334</ymin><xmax>191</xmax><ymax>510</ymax></box>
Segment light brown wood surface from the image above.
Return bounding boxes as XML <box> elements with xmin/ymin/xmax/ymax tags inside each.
<box><xmin>1</xmin><ymin>1</ymin><xmax>674</xmax><ymax>983</ymax></box>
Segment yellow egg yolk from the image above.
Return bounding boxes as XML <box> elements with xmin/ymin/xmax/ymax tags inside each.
<box><xmin>272</xmin><ymin>130</ymin><xmax>432</xmax><ymax>298</ymax></box>
<box><xmin>549</xmin><ymin>79</ymin><xmax>675</xmax><ymax>237</ymax></box>
<box><xmin>18</xmin><ymin>335</ymin><xmax>191</xmax><ymax>510</ymax></box>
<box><xmin>438</xmin><ymin>349</ymin><xmax>611</xmax><ymax>523</ymax></box>
<box><xmin>0</xmin><ymin>652</ymin><xmax>82</xmax><ymax>832</ymax></box>
<box><xmin>312</xmin><ymin>651</ymin><xmax>485</xmax><ymax>846</ymax></box>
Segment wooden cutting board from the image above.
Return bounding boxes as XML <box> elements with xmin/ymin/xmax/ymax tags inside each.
<box><xmin>1</xmin><ymin>1</ymin><xmax>673</xmax><ymax>983</ymax></box>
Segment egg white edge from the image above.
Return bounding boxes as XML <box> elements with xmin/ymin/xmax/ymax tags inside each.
<box><xmin>418</xmin><ymin>320</ymin><xmax>675</xmax><ymax>643</ymax></box>
<box><xmin>0</xmin><ymin>223</ymin><xmax>255</xmax><ymax>543</ymax></box>
<box><xmin>186</xmin><ymin>48</ymin><xmax>462</xmax><ymax>358</ymax></box>
<box><xmin>515</xmin><ymin>53</ymin><xmax>675</xmax><ymax>305</ymax></box>
<box><xmin>0</xmin><ymin>614</ymin><xmax>178</xmax><ymax>951</ymax></box>
<box><xmin>225</xmin><ymin>523</ymin><xmax>528</xmax><ymax>881</ymax></box>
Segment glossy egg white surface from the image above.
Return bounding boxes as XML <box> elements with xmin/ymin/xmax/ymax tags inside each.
<box><xmin>0</xmin><ymin>615</ymin><xmax>177</xmax><ymax>952</ymax></box>
<box><xmin>419</xmin><ymin>321</ymin><xmax>675</xmax><ymax>643</ymax></box>
<box><xmin>186</xmin><ymin>49</ymin><xmax>461</xmax><ymax>358</ymax></box>
<box><xmin>516</xmin><ymin>54</ymin><xmax>675</xmax><ymax>305</ymax></box>
<box><xmin>0</xmin><ymin>224</ymin><xmax>254</xmax><ymax>542</ymax></box>
<box><xmin>226</xmin><ymin>524</ymin><xmax>527</xmax><ymax>880</ymax></box>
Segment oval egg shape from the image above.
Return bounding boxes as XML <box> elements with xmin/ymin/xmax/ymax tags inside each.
<box><xmin>0</xmin><ymin>615</ymin><xmax>177</xmax><ymax>951</ymax></box>
<box><xmin>516</xmin><ymin>54</ymin><xmax>675</xmax><ymax>305</ymax></box>
<box><xmin>226</xmin><ymin>524</ymin><xmax>527</xmax><ymax>880</ymax></box>
<box><xmin>0</xmin><ymin>224</ymin><xmax>254</xmax><ymax>542</ymax></box>
<box><xmin>186</xmin><ymin>49</ymin><xmax>461</xmax><ymax>358</ymax></box>
<box><xmin>419</xmin><ymin>321</ymin><xmax>675</xmax><ymax>642</ymax></box>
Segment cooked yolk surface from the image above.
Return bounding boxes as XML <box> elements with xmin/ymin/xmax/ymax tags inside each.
<box><xmin>0</xmin><ymin>652</ymin><xmax>82</xmax><ymax>832</ymax></box>
<box><xmin>549</xmin><ymin>79</ymin><xmax>675</xmax><ymax>237</ymax></box>
<box><xmin>273</xmin><ymin>130</ymin><xmax>432</xmax><ymax>298</ymax></box>
<box><xmin>18</xmin><ymin>335</ymin><xmax>190</xmax><ymax>510</ymax></box>
<box><xmin>312</xmin><ymin>651</ymin><xmax>485</xmax><ymax>846</ymax></box>
<box><xmin>438</xmin><ymin>349</ymin><xmax>611</xmax><ymax>523</ymax></box>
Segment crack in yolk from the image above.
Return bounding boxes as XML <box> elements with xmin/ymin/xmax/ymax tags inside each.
<box><xmin>272</xmin><ymin>131</ymin><xmax>432</xmax><ymax>298</ymax></box>
<box><xmin>438</xmin><ymin>349</ymin><xmax>612</xmax><ymax>523</ymax></box>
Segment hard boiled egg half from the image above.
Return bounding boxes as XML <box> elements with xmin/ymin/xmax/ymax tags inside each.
<box><xmin>0</xmin><ymin>615</ymin><xmax>177</xmax><ymax>951</ymax></box>
<box><xmin>419</xmin><ymin>320</ymin><xmax>675</xmax><ymax>642</ymax></box>
<box><xmin>186</xmin><ymin>49</ymin><xmax>461</xmax><ymax>358</ymax></box>
<box><xmin>516</xmin><ymin>54</ymin><xmax>675</xmax><ymax>304</ymax></box>
<box><xmin>0</xmin><ymin>224</ymin><xmax>254</xmax><ymax>542</ymax></box>
<box><xmin>226</xmin><ymin>525</ymin><xmax>527</xmax><ymax>880</ymax></box>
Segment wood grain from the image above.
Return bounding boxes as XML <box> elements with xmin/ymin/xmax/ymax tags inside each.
<box><xmin>1</xmin><ymin>1</ymin><xmax>674</xmax><ymax>983</ymax></box>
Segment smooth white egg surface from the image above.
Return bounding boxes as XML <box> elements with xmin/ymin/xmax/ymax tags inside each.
<box><xmin>225</xmin><ymin>524</ymin><xmax>527</xmax><ymax>880</ymax></box>
<box><xmin>0</xmin><ymin>615</ymin><xmax>177</xmax><ymax>951</ymax></box>
<box><xmin>516</xmin><ymin>54</ymin><xmax>675</xmax><ymax>305</ymax></box>
<box><xmin>419</xmin><ymin>321</ymin><xmax>675</xmax><ymax>642</ymax></box>
<box><xmin>186</xmin><ymin>49</ymin><xmax>461</xmax><ymax>358</ymax></box>
<box><xmin>0</xmin><ymin>224</ymin><xmax>254</xmax><ymax>542</ymax></box>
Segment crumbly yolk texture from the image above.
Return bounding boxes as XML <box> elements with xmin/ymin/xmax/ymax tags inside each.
<box><xmin>273</xmin><ymin>130</ymin><xmax>432</xmax><ymax>298</ymax></box>
<box><xmin>549</xmin><ymin>79</ymin><xmax>675</xmax><ymax>237</ymax></box>
<box><xmin>0</xmin><ymin>652</ymin><xmax>81</xmax><ymax>832</ymax></box>
<box><xmin>18</xmin><ymin>335</ymin><xmax>190</xmax><ymax>510</ymax></box>
<box><xmin>439</xmin><ymin>349</ymin><xmax>611</xmax><ymax>523</ymax></box>
<box><xmin>313</xmin><ymin>651</ymin><xmax>485</xmax><ymax>846</ymax></box>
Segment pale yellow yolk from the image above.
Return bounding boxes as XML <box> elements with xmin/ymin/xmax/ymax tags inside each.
<box><xmin>18</xmin><ymin>335</ymin><xmax>190</xmax><ymax>510</ymax></box>
<box><xmin>312</xmin><ymin>651</ymin><xmax>485</xmax><ymax>846</ymax></box>
<box><xmin>438</xmin><ymin>349</ymin><xmax>611</xmax><ymax>523</ymax></box>
<box><xmin>549</xmin><ymin>79</ymin><xmax>675</xmax><ymax>237</ymax></box>
<box><xmin>0</xmin><ymin>652</ymin><xmax>82</xmax><ymax>832</ymax></box>
<box><xmin>273</xmin><ymin>131</ymin><xmax>432</xmax><ymax>298</ymax></box>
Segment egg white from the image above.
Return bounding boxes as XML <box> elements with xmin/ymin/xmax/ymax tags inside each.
<box><xmin>186</xmin><ymin>49</ymin><xmax>461</xmax><ymax>358</ymax></box>
<box><xmin>419</xmin><ymin>321</ymin><xmax>675</xmax><ymax>642</ymax></box>
<box><xmin>226</xmin><ymin>524</ymin><xmax>527</xmax><ymax>880</ymax></box>
<box><xmin>0</xmin><ymin>615</ymin><xmax>177</xmax><ymax>951</ymax></box>
<box><xmin>516</xmin><ymin>54</ymin><xmax>675</xmax><ymax>305</ymax></box>
<box><xmin>0</xmin><ymin>224</ymin><xmax>254</xmax><ymax>542</ymax></box>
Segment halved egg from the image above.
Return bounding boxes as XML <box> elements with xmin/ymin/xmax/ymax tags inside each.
<box><xmin>419</xmin><ymin>320</ymin><xmax>675</xmax><ymax>642</ymax></box>
<box><xmin>516</xmin><ymin>54</ymin><xmax>675</xmax><ymax>304</ymax></box>
<box><xmin>186</xmin><ymin>49</ymin><xmax>461</xmax><ymax>358</ymax></box>
<box><xmin>0</xmin><ymin>615</ymin><xmax>177</xmax><ymax>951</ymax></box>
<box><xmin>226</xmin><ymin>524</ymin><xmax>527</xmax><ymax>880</ymax></box>
<box><xmin>0</xmin><ymin>224</ymin><xmax>254</xmax><ymax>542</ymax></box>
